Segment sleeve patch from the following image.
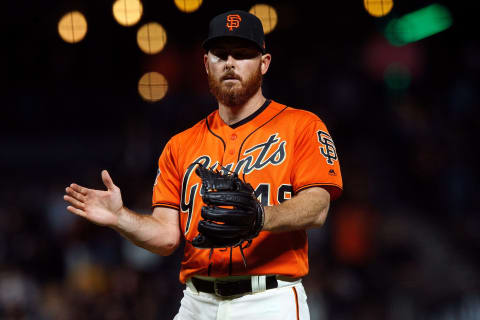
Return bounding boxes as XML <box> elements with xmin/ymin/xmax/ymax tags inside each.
<box><xmin>317</xmin><ymin>130</ymin><xmax>338</xmax><ymax>165</ymax></box>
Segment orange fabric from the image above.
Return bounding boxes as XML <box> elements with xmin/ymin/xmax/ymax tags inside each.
<box><xmin>153</xmin><ymin>100</ymin><xmax>343</xmax><ymax>283</ymax></box>
<box><xmin>292</xmin><ymin>287</ymin><xmax>300</xmax><ymax>320</ymax></box>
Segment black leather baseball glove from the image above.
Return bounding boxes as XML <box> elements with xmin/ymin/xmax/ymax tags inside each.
<box><xmin>192</xmin><ymin>163</ymin><xmax>265</xmax><ymax>250</ymax></box>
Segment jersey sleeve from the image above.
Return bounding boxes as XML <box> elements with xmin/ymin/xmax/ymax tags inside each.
<box><xmin>152</xmin><ymin>138</ymin><xmax>181</xmax><ymax>210</ymax></box>
<box><xmin>291</xmin><ymin>119</ymin><xmax>343</xmax><ymax>200</ymax></box>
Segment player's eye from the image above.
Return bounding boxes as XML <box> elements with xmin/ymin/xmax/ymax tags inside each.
<box><xmin>211</xmin><ymin>49</ymin><xmax>228</xmax><ymax>60</ymax></box>
<box><xmin>211</xmin><ymin>48</ymin><xmax>259</xmax><ymax>61</ymax></box>
<box><xmin>231</xmin><ymin>50</ymin><xmax>257</xmax><ymax>60</ymax></box>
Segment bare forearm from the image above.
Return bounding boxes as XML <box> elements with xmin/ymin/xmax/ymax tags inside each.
<box><xmin>113</xmin><ymin>207</ymin><xmax>180</xmax><ymax>256</ymax></box>
<box><xmin>263</xmin><ymin>187</ymin><xmax>330</xmax><ymax>232</ymax></box>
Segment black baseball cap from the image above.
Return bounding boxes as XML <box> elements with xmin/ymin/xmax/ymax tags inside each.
<box><xmin>203</xmin><ymin>10</ymin><xmax>266</xmax><ymax>54</ymax></box>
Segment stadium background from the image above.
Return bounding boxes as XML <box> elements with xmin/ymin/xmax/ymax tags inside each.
<box><xmin>1</xmin><ymin>0</ymin><xmax>478</xmax><ymax>319</ymax></box>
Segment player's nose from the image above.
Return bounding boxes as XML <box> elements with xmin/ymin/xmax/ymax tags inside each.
<box><xmin>225</xmin><ymin>55</ymin><xmax>236</xmax><ymax>68</ymax></box>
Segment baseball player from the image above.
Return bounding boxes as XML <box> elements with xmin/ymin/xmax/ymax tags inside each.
<box><xmin>64</xmin><ymin>10</ymin><xmax>342</xmax><ymax>319</ymax></box>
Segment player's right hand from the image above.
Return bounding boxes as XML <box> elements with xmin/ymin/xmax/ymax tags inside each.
<box><xmin>64</xmin><ymin>170</ymin><xmax>124</xmax><ymax>227</ymax></box>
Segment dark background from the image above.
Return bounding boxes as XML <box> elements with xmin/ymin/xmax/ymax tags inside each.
<box><xmin>1</xmin><ymin>0</ymin><xmax>479</xmax><ymax>319</ymax></box>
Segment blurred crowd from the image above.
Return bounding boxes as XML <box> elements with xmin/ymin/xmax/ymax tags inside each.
<box><xmin>2</xmin><ymin>3</ymin><xmax>480</xmax><ymax>319</ymax></box>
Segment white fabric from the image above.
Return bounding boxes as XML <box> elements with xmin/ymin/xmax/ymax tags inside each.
<box><xmin>186</xmin><ymin>278</ymin><xmax>198</xmax><ymax>294</ymax></box>
<box><xmin>251</xmin><ymin>275</ymin><xmax>266</xmax><ymax>293</ymax></box>
<box><xmin>174</xmin><ymin>279</ymin><xmax>310</xmax><ymax>320</ymax></box>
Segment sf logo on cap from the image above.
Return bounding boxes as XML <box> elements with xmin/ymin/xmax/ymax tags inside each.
<box><xmin>226</xmin><ymin>14</ymin><xmax>242</xmax><ymax>31</ymax></box>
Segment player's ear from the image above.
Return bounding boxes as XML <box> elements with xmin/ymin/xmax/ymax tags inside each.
<box><xmin>260</xmin><ymin>53</ymin><xmax>271</xmax><ymax>75</ymax></box>
<box><xmin>204</xmin><ymin>53</ymin><xmax>209</xmax><ymax>75</ymax></box>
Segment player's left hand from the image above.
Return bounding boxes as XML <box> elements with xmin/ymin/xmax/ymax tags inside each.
<box><xmin>191</xmin><ymin>163</ymin><xmax>265</xmax><ymax>249</ymax></box>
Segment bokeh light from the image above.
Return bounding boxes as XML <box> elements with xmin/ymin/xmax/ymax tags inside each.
<box><xmin>384</xmin><ymin>62</ymin><xmax>411</xmax><ymax>91</ymax></box>
<box><xmin>58</xmin><ymin>11</ymin><xmax>88</xmax><ymax>43</ymax></box>
<box><xmin>249</xmin><ymin>4</ymin><xmax>278</xmax><ymax>34</ymax></box>
<box><xmin>137</xmin><ymin>22</ymin><xmax>167</xmax><ymax>54</ymax></box>
<box><xmin>174</xmin><ymin>0</ymin><xmax>203</xmax><ymax>13</ymax></box>
<box><xmin>364</xmin><ymin>0</ymin><xmax>394</xmax><ymax>18</ymax></box>
<box><xmin>138</xmin><ymin>72</ymin><xmax>168</xmax><ymax>102</ymax></box>
<box><xmin>112</xmin><ymin>0</ymin><xmax>143</xmax><ymax>27</ymax></box>
<box><xmin>384</xmin><ymin>4</ymin><xmax>453</xmax><ymax>46</ymax></box>
<box><xmin>362</xmin><ymin>35</ymin><xmax>424</xmax><ymax>82</ymax></box>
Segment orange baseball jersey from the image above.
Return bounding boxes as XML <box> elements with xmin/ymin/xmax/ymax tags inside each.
<box><xmin>153</xmin><ymin>100</ymin><xmax>343</xmax><ymax>284</ymax></box>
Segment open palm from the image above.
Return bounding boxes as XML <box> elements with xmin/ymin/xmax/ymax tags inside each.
<box><xmin>64</xmin><ymin>170</ymin><xmax>123</xmax><ymax>227</ymax></box>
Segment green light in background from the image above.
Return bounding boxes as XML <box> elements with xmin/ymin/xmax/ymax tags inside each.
<box><xmin>385</xmin><ymin>3</ymin><xmax>453</xmax><ymax>46</ymax></box>
<box><xmin>384</xmin><ymin>62</ymin><xmax>411</xmax><ymax>91</ymax></box>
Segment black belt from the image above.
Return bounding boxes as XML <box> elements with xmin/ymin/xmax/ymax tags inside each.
<box><xmin>191</xmin><ymin>276</ymin><xmax>278</xmax><ymax>297</ymax></box>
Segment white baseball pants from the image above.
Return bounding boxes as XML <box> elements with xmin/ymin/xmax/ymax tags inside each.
<box><xmin>173</xmin><ymin>278</ymin><xmax>310</xmax><ymax>320</ymax></box>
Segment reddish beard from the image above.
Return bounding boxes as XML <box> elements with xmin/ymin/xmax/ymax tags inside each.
<box><xmin>208</xmin><ymin>63</ymin><xmax>263</xmax><ymax>107</ymax></box>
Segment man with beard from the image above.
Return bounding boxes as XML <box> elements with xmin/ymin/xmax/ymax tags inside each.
<box><xmin>64</xmin><ymin>10</ymin><xmax>343</xmax><ymax>319</ymax></box>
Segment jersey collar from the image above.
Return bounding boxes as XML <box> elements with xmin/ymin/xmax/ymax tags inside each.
<box><xmin>226</xmin><ymin>99</ymin><xmax>272</xmax><ymax>129</ymax></box>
